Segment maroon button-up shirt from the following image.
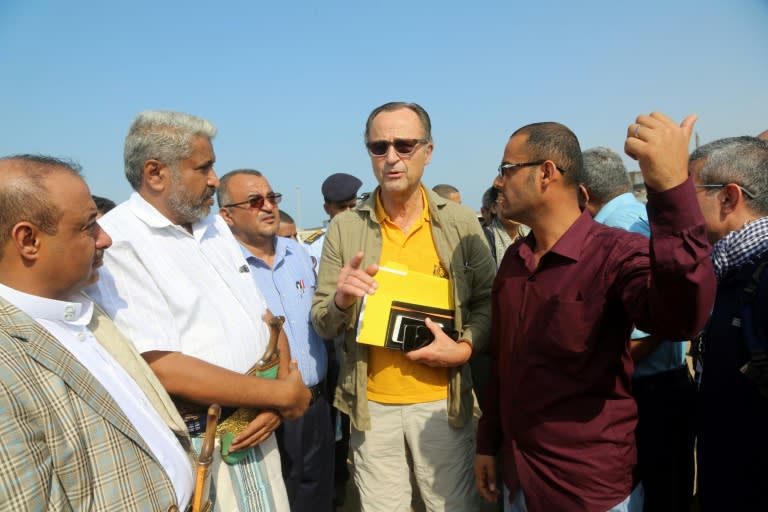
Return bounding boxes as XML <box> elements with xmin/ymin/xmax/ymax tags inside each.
<box><xmin>476</xmin><ymin>178</ymin><xmax>715</xmax><ymax>512</ymax></box>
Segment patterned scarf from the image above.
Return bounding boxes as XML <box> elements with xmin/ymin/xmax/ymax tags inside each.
<box><xmin>711</xmin><ymin>215</ymin><xmax>768</xmax><ymax>282</ymax></box>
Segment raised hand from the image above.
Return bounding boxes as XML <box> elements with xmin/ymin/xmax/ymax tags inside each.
<box><xmin>625</xmin><ymin>112</ymin><xmax>698</xmax><ymax>191</ymax></box>
<box><xmin>333</xmin><ymin>251</ymin><xmax>379</xmax><ymax>310</ymax></box>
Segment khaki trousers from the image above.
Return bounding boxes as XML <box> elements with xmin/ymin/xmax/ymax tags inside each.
<box><xmin>351</xmin><ymin>399</ymin><xmax>480</xmax><ymax>512</ymax></box>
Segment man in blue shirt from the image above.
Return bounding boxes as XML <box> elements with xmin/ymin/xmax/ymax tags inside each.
<box><xmin>218</xmin><ymin>169</ymin><xmax>333</xmax><ymax>512</ymax></box>
<box><xmin>580</xmin><ymin>147</ymin><xmax>695</xmax><ymax>512</ymax></box>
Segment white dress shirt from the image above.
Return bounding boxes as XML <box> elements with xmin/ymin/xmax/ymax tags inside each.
<box><xmin>0</xmin><ymin>283</ymin><xmax>194</xmax><ymax>508</ymax></box>
<box><xmin>88</xmin><ymin>192</ymin><xmax>270</xmax><ymax>373</ymax></box>
<box><xmin>86</xmin><ymin>192</ymin><xmax>290</xmax><ymax>510</ymax></box>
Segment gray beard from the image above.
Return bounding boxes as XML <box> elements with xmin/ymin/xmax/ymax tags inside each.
<box><xmin>167</xmin><ymin>174</ymin><xmax>212</xmax><ymax>225</ymax></box>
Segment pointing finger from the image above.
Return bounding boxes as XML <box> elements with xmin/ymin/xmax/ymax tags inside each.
<box><xmin>349</xmin><ymin>251</ymin><xmax>365</xmax><ymax>270</ymax></box>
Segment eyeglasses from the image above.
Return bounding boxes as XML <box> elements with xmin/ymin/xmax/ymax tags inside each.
<box><xmin>695</xmin><ymin>184</ymin><xmax>756</xmax><ymax>200</ymax></box>
<box><xmin>366</xmin><ymin>138</ymin><xmax>429</xmax><ymax>157</ymax></box>
<box><xmin>497</xmin><ymin>160</ymin><xmax>568</xmax><ymax>177</ymax></box>
<box><xmin>222</xmin><ymin>192</ymin><xmax>282</xmax><ymax>209</ymax></box>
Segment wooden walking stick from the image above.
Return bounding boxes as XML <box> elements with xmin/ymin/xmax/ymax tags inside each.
<box><xmin>191</xmin><ymin>404</ymin><xmax>221</xmax><ymax>512</ymax></box>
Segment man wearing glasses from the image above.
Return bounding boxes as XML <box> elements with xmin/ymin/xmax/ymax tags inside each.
<box><xmin>217</xmin><ymin>169</ymin><xmax>333</xmax><ymax>512</ymax></box>
<box><xmin>88</xmin><ymin>111</ymin><xmax>311</xmax><ymax>512</ymax></box>
<box><xmin>688</xmin><ymin>136</ymin><xmax>768</xmax><ymax>510</ymax></box>
<box><xmin>311</xmin><ymin>101</ymin><xmax>495</xmax><ymax>511</ymax></box>
<box><xmin>475</xmin><ymin>115</ymin><xmax>716</xmax><ymax>511</ymax></box>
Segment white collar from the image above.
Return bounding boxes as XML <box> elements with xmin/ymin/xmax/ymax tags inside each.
<box><xmin>128</xmin><ymin>192</ymin><xmax>217</xmax><ymax>241</ymax></box>
<box><xmin>0</xmin><ymin>283</ymin><xmax>93</xmax><ymax>326</ymax></box>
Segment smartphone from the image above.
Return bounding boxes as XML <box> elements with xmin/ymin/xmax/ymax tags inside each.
<box><xmin>392</xmin><ymin>314</ymin><xmax>441</xmax><ymax>351</ymax></box>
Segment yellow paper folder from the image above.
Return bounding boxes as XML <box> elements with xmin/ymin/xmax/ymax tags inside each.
<box><xmin>356</xmin><ymin>262</ymin><xmax>454</xmax><ymax>350</ymax></box>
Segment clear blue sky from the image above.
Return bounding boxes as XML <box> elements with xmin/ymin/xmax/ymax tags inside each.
<box><xmin>1</xmin><ymin>0</ymin><xmax>766</xmax><ymax>227</ymax></box>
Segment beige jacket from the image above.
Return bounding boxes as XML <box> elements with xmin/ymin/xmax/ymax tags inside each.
<box><xmin>0</xmin><ymin>296</ymin><xmax>193</xmax><ymax>511</ymax></box>
<box><xmin>311</xmin><ymin>187</ymin><xmax>495</xmax><ymax>430</ymax></box>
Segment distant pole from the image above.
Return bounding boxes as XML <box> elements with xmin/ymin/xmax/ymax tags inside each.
<box><xmin>295</xmin><ymin>186</ymin><xmax>301</xmax><ymax>228</ymax></box>
<box><xmin>695</xmin><ymin>131</ymin><xmax>700</xmax><ymax>148</ymax></box>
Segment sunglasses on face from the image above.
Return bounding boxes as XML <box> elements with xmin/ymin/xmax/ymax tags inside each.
<box><xmin>497</xmin><ymin>160</ymin><xmax>569</xmax><ymax>177</ymax></box>
<box><xmin>222</xmin><ymin>192</ymin><xmax>282</xmax><ymax>210</ymax></box>
<box><xmin>365</xmin><ymin>138</ymin><xmax>429</xmax><ymax>157</ymax></box>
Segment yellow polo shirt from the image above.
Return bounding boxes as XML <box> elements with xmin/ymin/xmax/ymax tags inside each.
<box><xmin>367</xmin><ymin>187</ymin><xmax>450</xmax><ymax>404</ymax></box>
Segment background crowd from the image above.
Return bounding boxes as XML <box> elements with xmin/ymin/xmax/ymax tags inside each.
<box><xmin>0</xmin><ymin>103</ymin><xmax>766</xmax><ymax>512</ymax></box>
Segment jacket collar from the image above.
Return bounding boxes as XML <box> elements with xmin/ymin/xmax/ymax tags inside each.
<box><xmin>0</xmin><ymin>296</ymin><xmax>154</xmax><ymax>453</ymax></box>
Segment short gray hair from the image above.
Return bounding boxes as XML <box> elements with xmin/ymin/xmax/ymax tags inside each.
<box><xmin>580</xmin><ymin>146</ymin><xmax>632</xmax><ymax>205</ymax></box>
<box><xmin>689</xmin><ymin>136</ymin><xmax>755</xmax><ymax>163</ymax></box>
<box><xmin>695</xmin><ymin>137</ymin><xmax>768</xmax><ymax>215</ymax></box>
<box><xmin>217</xmin><ymin>169</ymin><xmax>264</xmax><ymax>207</ymax></box>
<box><xmin>124</xmin><ymin>111</ymin><xmax>217</xmax><ymax>191</ymax></box>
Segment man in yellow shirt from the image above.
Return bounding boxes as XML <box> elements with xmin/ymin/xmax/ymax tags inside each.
<box><xmin>311</xmin><ymin>102</ymin><xmax>495</xmax><ymax>511</ymax></box>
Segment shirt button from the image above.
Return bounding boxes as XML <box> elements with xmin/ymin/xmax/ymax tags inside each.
<box><xmin>76</xmin><ymin>332</ymin><xmax>86</xmax><ymax>342</ymax></box>
<box><xmin>64</xmin><ymin>305</ymin><xmax>75</xmax><ymax>320</ymax></box>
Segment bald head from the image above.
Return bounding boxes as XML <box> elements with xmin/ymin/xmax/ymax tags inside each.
<box><xmin>0</xmin><ymin>155</ymin><xmax>111</xmax><ymax>300</ymax></box>
<box><xmin>0</xmin><ymin>155</ymin><xmax>82</xmax><ymax>254</ymax></box>
<box><xmin>758</xmin><ymin>129</ymin><xmax>768</xmax><ymax>141</ymax></box>
<box><xmin>432</xmin><ymin>184</ymin><xmax>462</xmax><ymax>203</ymax></box>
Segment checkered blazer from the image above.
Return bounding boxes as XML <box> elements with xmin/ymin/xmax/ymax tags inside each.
<box><xmin>0</xmin><ymin>296</ymin><xmax>187</xmax><ymax>511</ymax></box>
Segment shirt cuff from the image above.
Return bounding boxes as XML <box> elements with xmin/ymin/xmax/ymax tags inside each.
<box><xmin>646</xmin><ymin>177</ymin><xmax>705</xmax><ymax>234</ymax></box>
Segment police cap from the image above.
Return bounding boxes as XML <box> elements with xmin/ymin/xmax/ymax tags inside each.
<box><xmin>321</xmin><ymin>173</ymin><xmax>363</xmax><ymax>203</ymax></box>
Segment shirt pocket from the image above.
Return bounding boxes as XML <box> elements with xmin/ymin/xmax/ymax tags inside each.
<box><xmin>528</xmin><ymin>285</ymin><xmax>598</xmax><ymax>359</ymax></box>
<box><xmin>540</xmin><ymin>299</ymin><xmax>593</xmax><ymax>356</ymax></box>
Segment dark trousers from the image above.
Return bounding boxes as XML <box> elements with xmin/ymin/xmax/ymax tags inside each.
<box><xmin>633</xmin><ymin>367</ymin><xmax>696</xmax><ymax>512</ymax></box>
<box><xmin>325</xmin><ymin>339</ymin><xmax>350</xmax><ymax>506</ymax></box>
<box><xmin>334</xmin><ymin>411</ymin><xmax>350</xmax><ymax>489</ymax></box>
<box><xmin>276</xmin><ymin>394</ymin><xmax>334</xmax><ymax>512</ymax></box>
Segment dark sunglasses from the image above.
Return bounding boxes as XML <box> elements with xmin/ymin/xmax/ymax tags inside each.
<box><xmin>497</xmin><ymin>160</ymin><xmax>568</xmax><ymax>177</ymax></box>
<box><xmin>222</xmin><ymin>192</ymin><xmax>282</xmax><ymax>210</ymax></box>
<box><xmin>366</xmin><ymin>138</ymin><xmax>429</xmax><ymax>157</ymax></box>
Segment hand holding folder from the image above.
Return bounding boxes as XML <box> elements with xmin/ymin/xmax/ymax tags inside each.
<box><xmin>356</xmin><ymin>262</ymin><xmax>456</xmax><ymax>351</ymax></box>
